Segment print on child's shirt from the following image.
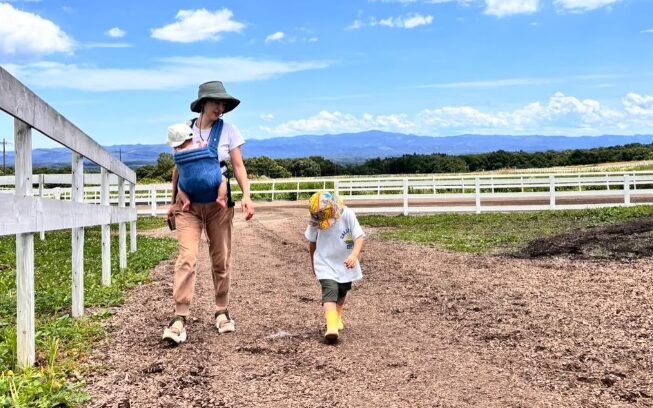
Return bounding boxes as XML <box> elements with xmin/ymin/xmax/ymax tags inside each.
<box><xmin>340</xmin><ymin>227</ymin><xmax>354</xmax><ymax>250</ymax></box>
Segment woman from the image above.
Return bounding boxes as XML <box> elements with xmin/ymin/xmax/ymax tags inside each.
<box><xmin>163</xmin><ymin>81</ymin><xmax>255</xmax><ymax>345</ymax></box>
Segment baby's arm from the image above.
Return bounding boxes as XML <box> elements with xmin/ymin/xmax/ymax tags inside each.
<box><xmin>216</xmin><ymin>178</ymin><xmax>228</xmax><ymax>208</ymax></box>
<box><xmin>344</xmin><ymin>237</ymin><xmax>364</xmax><ymax>269</ymax></box>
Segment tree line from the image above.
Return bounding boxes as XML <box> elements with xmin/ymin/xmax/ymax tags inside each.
<box><xmin>133</xmin><ymin>142</ymin><xmax>653</xmax><ymax>182</ymax></box>
<box><xmin>3</xmin><ymin>142</ymin><xmax>651</xmax><ymax>181</ymax></box>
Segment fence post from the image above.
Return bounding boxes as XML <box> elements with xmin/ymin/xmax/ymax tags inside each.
<box><xmin>38</xmin><ymin>174</ymin><xmax>45</xmax><ymax>240</ymax></box>
<box><xmin>54</xmin><ymin>187</ymin><xmax>61</xmax><ymax>200</ymax></box>
<box><xmin>119</xmin><ymin>178</ymin><xmax>127</xmax><ymax>270</ymax></box>
<box><xmin>296</xmin><ymin>181</ymin><xmax>300</xmax><ymax>200</ymax></box>
<box><xmin>15</xmin><ymin>118</ymin><xmax>35</xmax><ymax>368</ymax></box>
<box><xmin>624</xmin><ymin>174</ymin><xmax>631</xmax><ymax>205</ymax></box>
<box><xmin>549</xmin><ymin>175</ymin><xmax>556</xmax><ymax>209</ymax></box>
<box><xmin>130</xmin><ymin>182</ymin><xmax>137</xmax><ymax>252</ymax></box>
<box><xmin>71</xmin><ymin>152</ymin><xmax>85</xmax><ymax>318</ymax></box>
<box><xmin>475</xmin><ymin>177</ymin><xmax>481</xmax><ymax>214</ymax></box>
<box><xmin>101</xmin><ymin>168</ymin><xmax>111</xmax><ymax>286</ymax></box>
<box><xmin>334</xmin><ymin>180</ymin><xmax>339</xmax><ymax>195</ymax></box>
<box><xmin>271</xmin><ymin>181</ymin><xmax>275</xmax><ymax>201</ymax></box>
<box><xmin>403</xmin><ymin>178</ymin><xmax>409</xmax><ymax>216</ymax></box>
<box><xmin>150</xmin><ymin>185</ymin><xmax>157</xmax><ymax>216</ymax></box>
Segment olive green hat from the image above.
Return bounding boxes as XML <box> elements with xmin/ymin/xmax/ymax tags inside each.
<box><xmin>190</xmin><ymin>81</ymin><xmax>240</xmax><ymax>114</ymax></box>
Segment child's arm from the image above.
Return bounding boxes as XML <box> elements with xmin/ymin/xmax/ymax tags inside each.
<box><xmin>309</xmin><ymin>242</ymin><xmax>317</xmax><ymax>276</ymax></box>
<box><xmin>344</xmin><ymin>237</ymin><xmax>364</xmax><ymax>269</ymax></box>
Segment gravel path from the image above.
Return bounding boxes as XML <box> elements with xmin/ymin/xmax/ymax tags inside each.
<box><xmin>84</xmin><ymin>207</ymin><xmax>653</xmax><ymax>408</ymax></box>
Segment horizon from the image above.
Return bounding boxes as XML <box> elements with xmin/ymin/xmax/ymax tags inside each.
<box><xmin>0</xmin><ymin>0</ymin><xmax>652</xmax><ymax>150</ymax></box>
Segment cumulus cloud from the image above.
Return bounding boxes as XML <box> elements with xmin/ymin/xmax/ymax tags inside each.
<box><xmin>260</xmin><ymin>111</ymin><xmax>416</xmax><ymax>135</ymax></box>
<box><xmin>265</xmin><ymin>31</ymin><xmax>285</xmax><ymax>43</ymax></box>
<box><xmin>258</xmin><ymin>92</ymin><xmax>642</xmax><ymax>137</ymax></box>
<box><xmin>151</xmin><ymin>8</ymin><xmax>245</xmax><ymax>43</ymax></box>
<box><xmin>105</xmin><ymin>27</ymin><xmax>126</xmax><ymax>38</ymax></box>
<box><xmin>554</xmin><ymin>0</ymin><xmax>623</xmax><ymax>12</ymax></box>
<box><xmin>353</xmin><ymin>13</ymin><xmax>434</xmax><ymax>29</ymax></box>
<box><xmin>623</xmin><ymin>93</ymin><xmax>653</xmax><ymax>117</ymax></box>
<box><xmin>0</xmin><ymin>3</ymin><xmax>75</xmax><ymax>57</ymax></box>
<box><xmin>484</xmin><ymin>0</ymin><xmax>539</xmax><ymax>17</ymax></box>
<box><xmin>4</xmin><ymin>57</ymin><xmax>330</xmax><ymax>91</ymax></box>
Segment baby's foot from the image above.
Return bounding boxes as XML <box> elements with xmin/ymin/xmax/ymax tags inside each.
<box><xmin>216</xmin><ymin>197</ymin><xmax>227</xmax><ymax>208</ymax></box>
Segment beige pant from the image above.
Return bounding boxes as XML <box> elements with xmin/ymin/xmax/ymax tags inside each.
<box><xmin>173</xmin><ymin>200</ymin><xmax>234</xmax><ymax>316</ymax></box>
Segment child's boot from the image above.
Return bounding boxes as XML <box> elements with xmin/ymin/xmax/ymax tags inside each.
<box><xmin>336</xmin><ymin>305</ymin><xmax>345</xmax><ymax>331</ymax></box>
<box><xmin>324</xmin><ymin>310</ymin><xmax>339</xmax><ymax>342</ymax></box>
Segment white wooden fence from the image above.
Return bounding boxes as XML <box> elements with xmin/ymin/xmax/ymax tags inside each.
<box><xmin>334</xmin><ymin>172</ymin><xmax>653</xmax><ymax>214</ymax></box>
<box><xmin>0</xmin><ymin>67</ymin><xmax>137</xmax><ymax>368</ymax></box>
<box><xmin>3</xmin><ymin>172</ymin><xmax>653</xmax><ymax>217</ymax></box>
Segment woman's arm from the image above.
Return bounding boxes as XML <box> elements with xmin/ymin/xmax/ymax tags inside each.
<box><xmin>229</xmin><ymin>146</ymin><xmax>255</xmax><ymax>220</ymax></box>
<box><xmin>167</xmin><ymin>166</ymin><xmax>179</xmax><ymax>220</ymax></box>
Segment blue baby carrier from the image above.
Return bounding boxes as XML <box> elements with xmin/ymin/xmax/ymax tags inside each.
<box><xmin>174</xmin><ymin>119</ymin><xmax>224</xmax><ymax>204</ymax></box>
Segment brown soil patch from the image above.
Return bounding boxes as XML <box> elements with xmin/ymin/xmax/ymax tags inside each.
<box><xmin>521</xmin><ymin>217</ymin><xmax>653</xmax><ymax>259</ymax></box>
<box><xmin>84</xmin><ymin>207</ymin><xmax>653</xmax><ymax>407</ymax></box>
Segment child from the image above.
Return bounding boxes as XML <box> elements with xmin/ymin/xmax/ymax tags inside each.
<box><xmin>167</xmin><ymin>123</ymin><xmax>227</xmax><ymax>211</ymax></box>
<box><xmin>305</xmin><ymin>191</ymin><xmax>365</xmax><ymax>343</ymax></box>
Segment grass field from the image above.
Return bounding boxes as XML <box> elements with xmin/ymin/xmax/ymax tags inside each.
<box><xmin>359</xmin><ymin>205</ymin><xmax>653</xmax><ymax>254</ymax></box>
<box><xmin>0</xmin><ymin>217</ymin><xmax>176</xmax><ymax>407</ymax></box>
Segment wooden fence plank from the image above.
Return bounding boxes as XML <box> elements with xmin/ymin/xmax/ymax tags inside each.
<box><xmin>71</xmin><ymin>152</ymin><xmax>84</xmax><ymax>318</ymax></box>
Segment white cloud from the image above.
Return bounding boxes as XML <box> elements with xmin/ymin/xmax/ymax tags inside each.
<box><xmin>4</xmin><ymin>57</ymin><xmax>330</xmax><ymax>91</ymax></box>
<box><xmin>0</xmin><ymin>3</ymin><xmax>75</xmax><ymax>56</ymax></box>
<box><xmin>641</xmin><ymin>29</ymin><xmax>653</xmax><ymax>34</ymax></box>
<box><xmin>265</xmin><ymin>32</ymin><xmax>285</xmax><ymax>43</ymax></box>
<box><xmin>259</xmin><ymin>92</ymin><xmax>639</xmax><ymax>136</ymax></box>
<box><xmin>484</xmin><ymin>0</ymin><xmax>539</xmax><ymax>17</ymax></box>
<box><xmin>151</xmin><ymin>8</ymin><xmax>245</xmax><ymax>43</ymax></box>
<box><xmin>371</xmin><ymin>13</ymin><xmax>434</xmax><ymax>29</ymax></box>
<box><xmin>554</xmin><ymin>0</ymin><xmax>623</xmax><ymax>12</ymax></box>
<box><xmin>260</xmin><ymin>111</ymin><xmax>416</xmax><ymax>135</ymax></box>
<box><xmin>415</xmin><ymin>77</ymin><xmax>553</xmax><ymax>89</ymax></box>
<box><xmin>260</xmin><ymin>113</ymin><xmax>275</xmax><ymax>121</ymax></box>
<box><xmin>105</xmin><ymin>27</ymin><xmax>126</xmax><ymax>38</ymax></box>
<box><xmin>308</xmin><ymin>37</ymin><xmax>319</xmax><ymax>43</ymax></box>
<box><xmin>346</xmin><ymin>19</ymin><xmax>365</xmax><ymax>30</ymax></box>
<box><xmin>623</xmin><ymin>93</ymin><xmax>653</xmax><ymax>117</ymax></box>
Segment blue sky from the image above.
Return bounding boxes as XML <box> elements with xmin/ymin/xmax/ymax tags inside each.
<box><xmin>0</xmin><ymin>0</ymin><xmax>652</xmax><ymax>150</ymax></box>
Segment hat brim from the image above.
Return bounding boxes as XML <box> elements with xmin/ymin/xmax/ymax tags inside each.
<box><xmin>190</xmin><ymin>94</ymin><xmax>240</xmax><ymax>114</ymax></box>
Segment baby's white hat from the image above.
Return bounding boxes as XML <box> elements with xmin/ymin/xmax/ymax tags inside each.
<box><xmin>167</xmin><ymin>123</ymin><xmax>194</xmax><ymax>147</ymax></box>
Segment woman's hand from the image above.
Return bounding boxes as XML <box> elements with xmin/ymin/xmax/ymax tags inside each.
<box><xmin>241</xmin><ymin>197</ymin><xmax>255</xmax><ymax>220</ymax></box>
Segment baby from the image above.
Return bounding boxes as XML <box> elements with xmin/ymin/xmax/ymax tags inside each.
<box><xmin>167</xmin><ymin>123</ymin><xmax>227</xmax><ymax>211</ymax></box>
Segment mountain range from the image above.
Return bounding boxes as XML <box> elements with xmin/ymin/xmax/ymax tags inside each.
<box><xmin>2</xmin><ymin>131</ymin><xmax>651</xmax><ymax>168</ymax></box>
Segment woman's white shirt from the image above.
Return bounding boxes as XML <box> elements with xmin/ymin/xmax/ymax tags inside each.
<box><xmin>190</xmin><ymin>121</ymin><xmax>245</xmax><ymax>163</ymax></box>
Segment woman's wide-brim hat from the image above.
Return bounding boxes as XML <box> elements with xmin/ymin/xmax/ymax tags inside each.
<box><xmin>190</xmin><ymin>81</ymin><xmax>240</xmax><ymax>114</ymax></box>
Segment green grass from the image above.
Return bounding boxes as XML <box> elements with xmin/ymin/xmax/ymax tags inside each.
<box><xmin>359</xmin><ymin>205</ymin><xmax>653</xmax><ymax>254</ymax></box>
<box><xmin>0</xmin><ymin>217</ymin><xmax>177</xmax><ymax>407</ymax></box>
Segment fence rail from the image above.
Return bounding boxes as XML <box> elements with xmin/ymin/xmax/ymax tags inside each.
<box><xmin>0</xmin><ymin>66</ymin><xmax>137</xmax><ymax>368</ymax></box>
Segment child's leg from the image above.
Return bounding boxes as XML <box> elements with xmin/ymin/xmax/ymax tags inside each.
<box><xmin>319</xmin><ymin>279</ymin><xmax>340</xmax><ymax>342</ymax></box>
<box><xmin>216</xmin><ymin>179</ymin><xmax>227</xmax><ymax>208</ymax></box>
<box><xmin>178</xmin><ymin>188</ymin><xmax>191</xmax><ymax>211</ymax></box>
<box><xmin>336</xmin><ymin>282</ymin><xmax>352</xmax><ymax>330</ymax></box>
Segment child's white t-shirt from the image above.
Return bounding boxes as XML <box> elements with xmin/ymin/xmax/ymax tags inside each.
<box><xmin>304</xmin><ymin>207</ymin><xmax>365</xmax><ymax>283</ymax></box>
<box><xmin>189</xmin><ymin>120</ymin><xmax>245</xmax><ymax>174</ymax></box>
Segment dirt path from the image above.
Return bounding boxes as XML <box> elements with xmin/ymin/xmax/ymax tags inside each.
<box><xmin>85</xmin><ymin>208</ymin><xmax>653</xmax><ymax>408</ymax></box>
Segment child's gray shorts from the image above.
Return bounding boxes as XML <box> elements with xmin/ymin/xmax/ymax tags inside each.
<box><xmin>319</xmin><ymin>279</ymin><xmax>352</xmax><ymax>304</ymax></box>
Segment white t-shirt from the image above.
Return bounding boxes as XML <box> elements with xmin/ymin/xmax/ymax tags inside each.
<box><xmin>304</xmin><ymin>207</ymin><xmax>365</xmax><ymax>283</ymax></box>
<box><xmin>188</xmin><ymin>120</ymin><xmax>245</xmax><ymax>174</ymax></box>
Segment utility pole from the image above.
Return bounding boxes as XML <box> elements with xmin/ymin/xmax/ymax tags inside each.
<box><xmin>2</xmin><ymin>138</ymin><xmax>6</xmax><ymax>176</ymax></box>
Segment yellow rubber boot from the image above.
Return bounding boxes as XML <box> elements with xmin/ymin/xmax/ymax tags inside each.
<box><xmin>324</xmin><ymin>310</ymin><xmax>339</xmax><ymax>342</ymax></box>
<box><xmin>336</xmin><ymin>306</ymin><xmax>345</xmax><ymax>331</ymax></box>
